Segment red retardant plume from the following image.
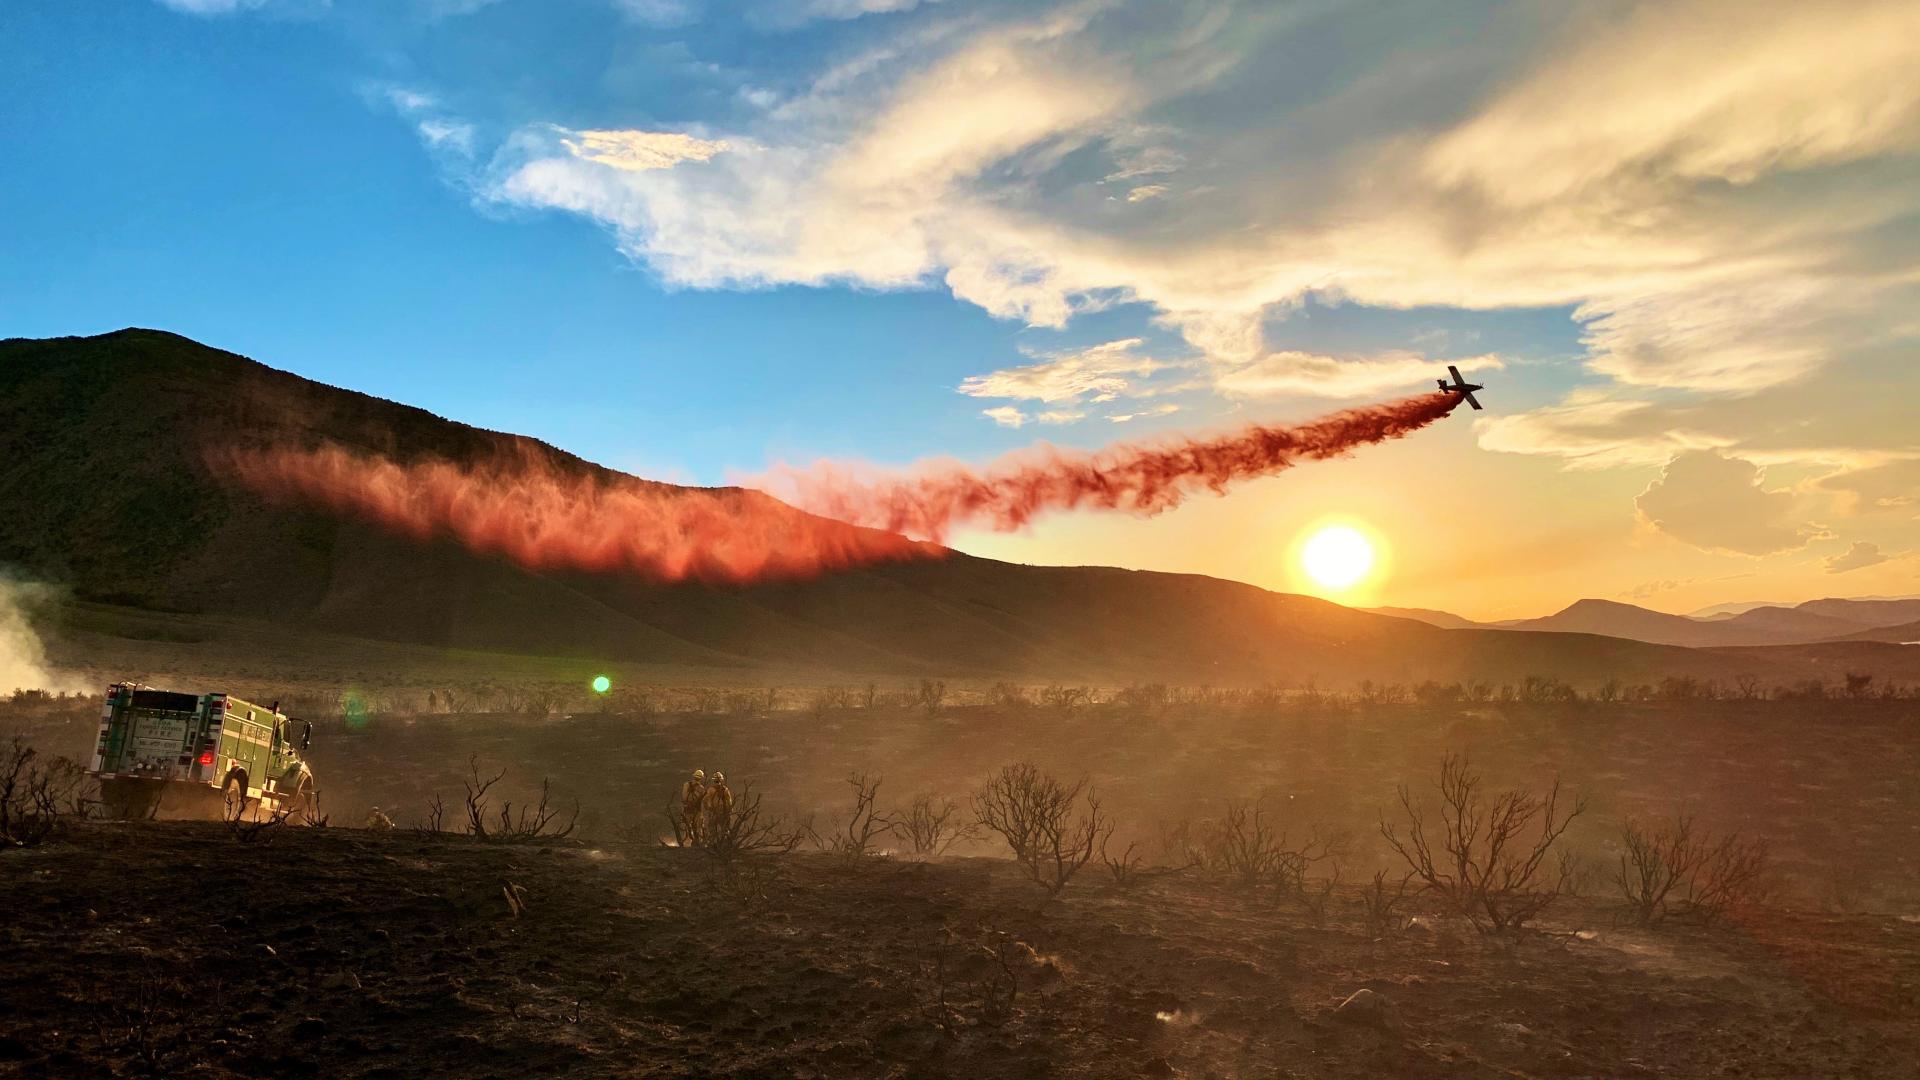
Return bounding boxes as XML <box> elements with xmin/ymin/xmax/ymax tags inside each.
<box><xmin>754</xmin><ymin>393</ymin><xmax>1462</xmax><ymax>541</ymax></box>
<box><xmin>216</xmin><ymin>444</ymin><xmax>939</xmax><ymax>585</ymax></box>
<box><xmin>218</xmin><ymin>393</ymin><xmax>1458</xmax><ymax>584</ymax></box>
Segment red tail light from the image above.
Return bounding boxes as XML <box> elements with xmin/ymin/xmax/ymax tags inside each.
<box><xmin>198</xmin><ymin>750</ymin><xmax>215</xmax><ymax>767</ymax></box>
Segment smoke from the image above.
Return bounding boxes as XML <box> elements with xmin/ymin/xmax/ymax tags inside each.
<box><xmin>218</xmin><ymin>394</ymin><xmax>1459</xmax><ymax>584</ymax></box>
<box><xmin>754</xmin><ymin>393</ymin><xmax>1461</xmax><ymax>540</ymax></box>
<box><xmin>0</xmin><ymin>575</ymin><xmax>80</xmax><ymax>696</ymax></box>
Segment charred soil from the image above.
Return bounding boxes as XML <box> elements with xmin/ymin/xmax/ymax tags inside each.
<box><xmin>2</xmin><ymin>821</ymin><xmax>1916</xmax><ymax>1078</ymax></box>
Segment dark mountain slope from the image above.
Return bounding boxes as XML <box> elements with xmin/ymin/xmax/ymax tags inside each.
<box><xmin>1795</xmin><ymin>598</ymin><xmax>1920</xmax><ymax>627</ymax></box>
<box><xmin>3</xmin><ymin>329</ymin><xmax>1902</xmax><ymax>686</ymax></box>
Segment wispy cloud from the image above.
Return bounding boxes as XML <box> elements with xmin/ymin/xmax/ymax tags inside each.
<box><xmin>559</xmin><ymin>129</ymin><xmax>730</xmax><ymax>172</ymax></box>
<box><xmin>1216</xmin><ymin>352</ymin><xmax>1500</xmax><ymax>401</ymax></box>
<box><xmin>370</xmin><ymin>85</ymin><xmax>478</xmax><ymax>162</ymax></box>
<box><xmin>1108</xmin><ymin>404</ymin><xmax>1177</xmax><ymax>424</ymax></box>
<box><xmin>155</xmin><ymin>0</ymin><xmax>268</xmax><ymax>13</ymax></box>
<box><xmin>959</xmin><ymin>338</ymin><xmax>1162</xmax><ymax>404</ymax></box>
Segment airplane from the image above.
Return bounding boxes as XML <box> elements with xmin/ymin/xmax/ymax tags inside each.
<box><xmin>1437</xmin><ymin>365</ymin><xmax>1484</xmax><ymax>410</ymax></box>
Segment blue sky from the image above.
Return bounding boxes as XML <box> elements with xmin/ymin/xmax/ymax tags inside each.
<box><xmin>4</xmin><ymin>0</ymin><xmax>1916</xmax><ymax>617</ymax></box>
<box><xmin>0</xmin><ymin>1</ymin><xmax>1581</xmax><ymax>478</ymax></box>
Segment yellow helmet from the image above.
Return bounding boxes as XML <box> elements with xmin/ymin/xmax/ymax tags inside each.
<box><xmin>693</xmin><ymin>769</ymin><xmax>705</xmax><ymax>780</ymax></box>
<box><xmin>711</xmin><ymin>772</ymin><xmax>725</xmax><ymax>783</ymax></box>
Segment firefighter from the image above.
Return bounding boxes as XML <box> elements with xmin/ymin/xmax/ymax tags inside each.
<box><xmin>679</xmin><ymin>769</ymin><xmax>708</xmax><ymax>846</ymax></box>
<box><xmin>703</xmin><ymin>771</ymin><xmax>735</xmax><ymax>840</ymax></box>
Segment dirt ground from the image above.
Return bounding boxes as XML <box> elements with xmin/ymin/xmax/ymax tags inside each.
<box><xmin>1</xmin><ymin>820</ymin><xmax>1916</xmax><ymax>1079</ymax></box>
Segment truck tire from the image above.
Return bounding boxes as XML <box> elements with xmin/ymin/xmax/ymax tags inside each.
<box><xmin>222</xmin><ymin>774</ymin><xmax>251</xmax><ymax>823</ymax></box>
<box><xmin>288</xmin><ymin>776</ymin><xmax>318</xmax><ymax>826</ymax></box>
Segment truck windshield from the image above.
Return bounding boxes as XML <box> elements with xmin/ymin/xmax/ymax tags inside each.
<box><xmin>129</xmin><ymin>690</ymin><xmax>200</xmax><ymax>712</ymax></box>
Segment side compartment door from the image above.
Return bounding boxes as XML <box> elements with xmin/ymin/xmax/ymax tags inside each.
<box><xmin>220</xmin><ymin>706</ymin><xmax>270</xmax><ymax>797</ymax></box>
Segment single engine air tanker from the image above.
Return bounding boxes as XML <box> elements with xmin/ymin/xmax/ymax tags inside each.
<box><xmin>1437</xmin><ymin>365</ymin><xmax>1485</xmax><ymax>410</ymax></box>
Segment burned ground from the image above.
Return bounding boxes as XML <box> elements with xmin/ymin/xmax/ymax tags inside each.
<box><xmin>9</xmin><ymin>692</ymin><xmax>1917</xmax><ymax>913</ymax></box>
<box><xmin>2</xmin><ymin>820</ymin><xmax>1917</xmax><ymax>1079</ymax></box>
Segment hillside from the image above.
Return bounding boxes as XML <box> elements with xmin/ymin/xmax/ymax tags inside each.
<box><xmin>1504</xmin><ymin>599</ymin><xmax>1762</xmax><ymax>647</ymax></box>
<box><xmin>1500</xmin><ymin>598</ymin><xmax>1903</xmax><ymax>648</ymax></box>
<box><xmin>1797</xmin><ymin>598</ymin><xmax>1920</xmax><ymax>627</ymax></box>
<box><xmin>1362</xmin><ymin>605</ymin><xmax>1486</xmax><ymax>630</ymax></box>
<box><xmin>4</xmin><ymin>329</ymin><xmax>1914</xmax><ymax>689</ymax></box>
<box><xmin>1825</xmin><ymin>620</ymin><xmax>1920</xmax><ymax>644</ymax></box>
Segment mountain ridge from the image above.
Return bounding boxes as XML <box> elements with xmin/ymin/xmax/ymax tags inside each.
<box><xmin>5</xmin><ymin>329</ymin><xmax>1916</xmax><ymax>687</ymax></box>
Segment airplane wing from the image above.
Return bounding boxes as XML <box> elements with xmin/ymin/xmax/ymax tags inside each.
<box><xmin>1447</xmin><ymin>365</ymin><xmax>1464</xmax><ymax>384</ymax></box>
<box><xmin>1462</xmin><ymin>390</ymin><xmax>1483</xmax><ymax>410</ymax></box>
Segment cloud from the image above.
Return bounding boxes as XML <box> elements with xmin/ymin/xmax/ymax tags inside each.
<box><xmin>417</xmin><ymin>118</ymin><xmax>476</xmax><ymax>156</ymax></box>
<box><xmin>155</xmin><ymin>0</ymin><xmax>267</xmax><ymax>12</ymax></box>
<box><xmin>959</xmin><ymin>338</ymin><xmax>1162</xmax><ymax>404</ymax></box>
<box><xmin>557</xmin><ymin>128</ymin><xmax>730</xmax><ymax>173</ymax></box>
<box><xmin>789</xmin><ymin>0</ymin><xmax>940</xmax><ymax>21</ymax></box>
<box><xmin>1422</xmin><ymin>0</ymin><xmax>1920</xmax><ymax>205</ymax></box>
<box><xmin>1820</xmin><ymin>458</ymin><xmax>1920</xmax><ymax>511</ymax></box>
<box><xmin>1216</xmin><ymin>352</ymin><xmax>1500</xmax><ymax>401</ymax></box>
<box><xmin>1108</xmin><ymin>403</ymin><xmax>1177</xmax><ymax>423</ymax></box>
<box><xmin>444</xmin><ymin>0</ymin><xmax>1920</xmax><ymax>529</ymax></box>
<box><xmin>1634</xmin><ymin>450</ymin><xmax>1819</xmax><ymax>556</ymax></box>
<box><xmin>1825</xmin><ymin>542</ymin><xmax>1892</xmax><ymax>574</ymax></box>
<box><xmin>369</xmin><ymin>85</ymin><xmax>478</xmax><ymax>163</ymax></box>
<box><xmin>1476</xmin><ymin>397</ymin><xmax>1737</xmax><ymax>469</ymax></box>
<box><xmin>1620</xmin><ymin>578</ymin><xmax>1689</xmax><ymax>601</ymax></box>
<box><xmin>479</xmin><ymin>1</ymin><xmax>1919</xmax><ymax>385</ymax></box>
<box><xmin>610</xmin><ymin>0</ymin><xmax>698</xmax><ymax>24</ymax></box>
<box><xmin>158</xmin><ymin>0</ymin><xmax>486</xmax><ymax>14</ymax></box>
<box><xmin>978</xmin><ymin>405</ymin><xmax>1086</xmax><ymax>428</ymax></box>
<box><xmin>1824</xmin><ymin>541</ymin><xmax>1896</xmax><ymax>574</ymax></box>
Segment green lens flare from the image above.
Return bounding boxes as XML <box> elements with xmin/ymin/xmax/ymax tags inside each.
<box><xmin>591</xmin><ymin>675</ymin><xmax>611</xmax><ymax>694</ymax></box>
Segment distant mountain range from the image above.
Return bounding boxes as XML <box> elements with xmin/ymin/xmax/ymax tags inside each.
<box><xmin>6</xmin><ymin>328</ymin><xmax>1920</xmax><ymax>688</ymax></box>
<box><xmin>1371</xmin><ymin>596</ymin><xmax>1920</xmax><ymax>648</ymax></box>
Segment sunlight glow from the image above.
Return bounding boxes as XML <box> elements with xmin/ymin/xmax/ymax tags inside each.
<box><xmin>1300</xmin><ymin>525</ymin><xmax>1375</xmax><ymax>591</ymax></box>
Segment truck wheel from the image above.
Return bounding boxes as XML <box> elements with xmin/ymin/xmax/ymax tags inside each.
<box><xmin>289</xmin><ymin>777</ymin><xmax>317</xmax><ymax>826</ymax></box>
<box><xmin>222</xmin><ymin>775</ymin><xmax>250</xmax><ymax>823</ymax></box>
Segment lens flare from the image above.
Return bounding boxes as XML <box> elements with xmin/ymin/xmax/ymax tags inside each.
<box><xmin>591</xmin><ymin>675</ymin><xmax>611</xmax><ymax>694</ymax></box>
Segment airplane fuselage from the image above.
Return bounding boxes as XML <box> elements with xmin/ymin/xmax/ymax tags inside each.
<box><xmin>1437</xmin><ymin>365</ymin><xmax>1486</xmax><ymax>409</ymax></box>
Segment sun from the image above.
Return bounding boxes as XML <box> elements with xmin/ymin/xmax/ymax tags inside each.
<box><xmin>1299</xmin><ymin>524</ymin><xmax>1376</xmax><ymax>592</ymax></box>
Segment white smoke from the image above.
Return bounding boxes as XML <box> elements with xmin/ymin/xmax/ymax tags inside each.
<box><xmin>0</xmin><ymin>574</ymin><xmax>80</xmax><ymax>696</ymax></box>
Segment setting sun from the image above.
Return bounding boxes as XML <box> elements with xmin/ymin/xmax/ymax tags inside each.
<box><xmin>1299</xmin><ymin>524</ymin><xmax>1376</xmax><ymax>592</ymax></box>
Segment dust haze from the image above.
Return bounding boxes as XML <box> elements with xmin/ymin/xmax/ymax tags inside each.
<box><xmin>0</xmin><ymin>572</ymin><xmax>80</xmax><ymax>696</ymax></box>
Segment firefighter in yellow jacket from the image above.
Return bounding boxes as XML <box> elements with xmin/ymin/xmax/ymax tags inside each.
<box><xmin>679</xmin><ymin>769</ymin><xmax>708</xmax><ymax>846</ymax></box>
<box><xmin>702</xmin><ymin>771</ymin><xmax>735</xmax><ymax>841</ymax></box>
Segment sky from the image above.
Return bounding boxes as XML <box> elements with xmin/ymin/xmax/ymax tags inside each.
<box><xmin>2</xmin><ymin>0</ymin><xmax>1917</xmax><ymax>620</ymax></box>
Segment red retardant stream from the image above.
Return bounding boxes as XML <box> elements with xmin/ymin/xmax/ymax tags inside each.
<box><xmin>220</xmin><ymin>393</ymin><xmax>1460</xmax><ymax>585</ymax></box>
